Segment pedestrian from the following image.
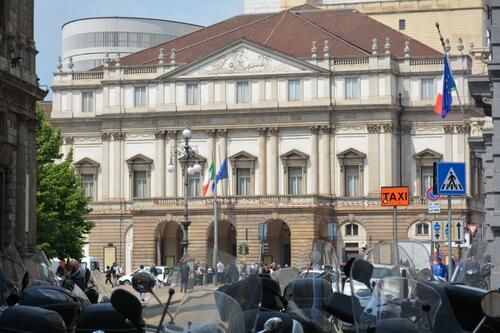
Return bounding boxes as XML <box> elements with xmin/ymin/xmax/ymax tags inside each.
<box><xmin>111</xmin><ymin>262</ymin><xmax>118</xmax><ymax>287</ymax></box>
<box><xmin>105</xmin><ymin>265</ymin><xmax>112</xmax><ymax>285</ymax></box>
<box><xmin>197</xmin><ymin>264</ymin><xmax>204</xmax><ymax>286</ymax></box>
<box><xmin>56</xmin><ymin>260</ymin><xmax>65</xmax><ymax>277</ymax></box>
<box><xmin>216</xmin><ymin>261</ymin><xmax>225</xmax><ymax>285</ymax></box>
<box><xmin>206</xmin><ymin>266</ymin><xmax>213</xmax><ymax>285</ymax></box>
<box><xmin>138</xmin><ymin>265</ymin><xmax>146</xmax><ymax>301</ymax></box>
<box><xmin>180</xmin><ymin>260</ymin><xmax>190</xmax><ymax>293</ymax></box>
<box><xmin>432</xmin><ymin>256</ymin><xmax>448</xmax><ymax>280</ymax></box>
<box><xmin>68</xmin><ymin>259</ymin><xmax>86</xmax><ymax>290</ymax></box>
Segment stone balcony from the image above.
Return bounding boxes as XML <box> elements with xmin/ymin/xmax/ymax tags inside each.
<box><xmin>88</xmin><ymin>194</ymin><xmax>473</xmax><ymax>214</ymax></box>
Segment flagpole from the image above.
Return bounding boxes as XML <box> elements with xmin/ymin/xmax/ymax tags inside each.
<box><xmin>435</xmin><ymin>22</ymin><xmax>465</xmax><ymax>115</ymax></box>
<box><xmin>212</xmin><ymin>148</ymin><xmax>218</xmax><ymax>284</ymax></box>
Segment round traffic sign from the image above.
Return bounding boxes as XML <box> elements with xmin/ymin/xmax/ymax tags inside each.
<box><xmin>433</xmin><ymin>223</ymin><xmax>441</xmax><ymax>231</ymax></box>
<box><xmin>433</xmin><ymin>250</ymin><xmax>447</xmax><ymax>263</ymax></box>
<box><xmin>426</xmin><ymin>187</ymin><xmax>441</xmax><ymax>201</ymax></box>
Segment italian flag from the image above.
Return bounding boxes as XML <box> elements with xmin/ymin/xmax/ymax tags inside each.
<box><xmin>202</xmin><ymin>162</ymin><xmax>215</xmax><ymax>196</ymax></box>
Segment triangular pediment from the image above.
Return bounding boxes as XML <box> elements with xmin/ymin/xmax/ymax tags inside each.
<box><xmin>161</xmin><ymin>39</ymin><xmax>327</xmax><ymax>80</ymax></box>
<box><xmin>74</xmin><ymin>157</ymin><xmax>100</xmax><ymax>167</ymax></box>
<box><xmin>280</xmin><ymin>149</ymin><xmax>309</xmax><ymax>160</ymax></box>
<box><xmin>337</xmin><ymin>148</ymin><xmax>366</xmax><ymax>159</ymax></box>
<box><xmin>229</xmin><ymin>151</ymin><xmax>257</xmax><ymax>161</ymax></box>
<box><xmin>414</xmin><ymin>149</ymin><xmax>442</xmax><ymax>160</ymax></box>
<box><xmin>126</xmin><ymin>154</ymin><xmax>153</xmax><ymax>164</ymax></box>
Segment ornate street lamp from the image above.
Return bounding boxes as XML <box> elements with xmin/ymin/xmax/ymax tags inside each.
<box><xmin>167</xmin><ymin>123</ymin><xmax>201</xmax><ymax>258</ymax></box>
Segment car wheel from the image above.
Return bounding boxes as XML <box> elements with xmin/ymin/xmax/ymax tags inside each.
<box><xmin>123</xmin><ymin>280</ymin><xmax>131</xmax><ymax>285</ymax></box>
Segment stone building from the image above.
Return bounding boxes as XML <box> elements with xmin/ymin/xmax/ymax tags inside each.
<box><xmin>51</xmin><ymin>6</ymin><xmax>485</xmax><ymax>272</ymax></box>
<box><xmin>245</xmin><ymin>0</ymin><xmax>489</xmax><ymax>55</ymax></box>
<box><xmin>0</xmin><ymin>0</ymin><xmax>47</xmax><ymax>253</ymax></box>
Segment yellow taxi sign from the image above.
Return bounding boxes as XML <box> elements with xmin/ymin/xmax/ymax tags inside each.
<box><xmin>381</xmin><ymin>186</ymin><xmax>410</xmax><ymax>206</ymax></box>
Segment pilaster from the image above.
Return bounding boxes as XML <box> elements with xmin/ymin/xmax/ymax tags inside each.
<box><xmin>443</xmin><ymin>124</ymin><xmax>454</xmax><ymax>162</ymax></box>
<box><xmin>101</xmin><ymin>133</ymin><xmax>111</xmax><ymax>200</ymax></box>
<box><xmin>112</xmin><ymin>132</ymin><xmax>125</xmax><ymax>200</ymax></box>
<box><xmin>258</xmin><ymin>128</ymin><xmax>268</xmax><ymax>195</ymax></box>
<box><xmin>367</xmin><ymin>124</ymin><xmax>381</xmax><ymax>195</ymax></box>
<box><xmin>155</xmin><ymin>131</ymin><xmax>166</xmax><ymax>197</ymax></box>
<box><xmin>166</xmin><ymin>131</ymin><xmax>178</xmax><ymax>197</ymax></box>
<box><xmin>320</xmin><ymin>126</ymin><xmax>332</xmax><ymax>195</ymax></box>
<box><xmin>268</xmin><ymin>127</ymin><xmax>279</xmax><ymax>195</ymax></box>
<box><xmin>310</xmin><ymin>126</ymin><xmax>320</xmax><ymax>195</ymax></box>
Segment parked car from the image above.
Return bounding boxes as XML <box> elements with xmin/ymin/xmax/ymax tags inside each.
<box><xmin>118</xmin><ymin>266</ymin><xmax>170</xmax><ymax>285</ymax></box>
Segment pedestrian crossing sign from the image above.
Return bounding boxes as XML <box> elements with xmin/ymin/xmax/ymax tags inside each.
<box><xmin>436</xmin><ymin>162</ymin><xmax>466</xmax><ymax>196</ymax></box>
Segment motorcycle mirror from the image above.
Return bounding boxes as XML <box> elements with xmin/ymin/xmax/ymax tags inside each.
<box><xmin>481</xmin><ymin>290</ymin><xmax>500</xmax><ymax>319</ymax></box>
<box><xmin>111</xmin><ymin>288</ymin><xmax>143</xmax><ymax>332</ymax></box>
<box><xmin>21</xmin><ymin>271</ymin><xmax>29</xmax><ymax>292</ymax></box>
<box><xmin>131</xmin><ymin>271</ymin><xmax>156</xmax><ymax>294</ymax></box>
<box><xmin>263</xmin><ymin>317</ymin><xmax>283</xmax><ymax>332</ymax></box>
<box><xmin>351</xmin><ymin>259</ymin><xmax>374</xmax><ymax>290</ymax></box>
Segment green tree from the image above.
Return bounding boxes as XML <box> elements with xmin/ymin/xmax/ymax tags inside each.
<box><xmin>36</xmin><ymin>105</ymin><xmax>94</xmax><ymax>259</ymax></box>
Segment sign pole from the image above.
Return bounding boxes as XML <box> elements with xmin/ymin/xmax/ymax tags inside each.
<box><xmin>447</xmin><ymin>195</ymin><xmax>453</xmax><ymax>279</ymax></box>
<box><xmin>393</xmin><ymin>205</ymin><xmax>400</xmax><ymax>267</ymax></box>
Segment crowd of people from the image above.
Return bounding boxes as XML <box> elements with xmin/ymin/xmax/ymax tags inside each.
<box><xmin>104</xmin><ymin>262</ymin><xmax>124</xmax><ymax>287</ymax></box>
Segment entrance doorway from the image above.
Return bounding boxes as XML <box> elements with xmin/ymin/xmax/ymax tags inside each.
<box><xmin>207</xmin><ymin>220</ymin><xmax>237</xmax><ymax>262</ymax></box>
<box><xmin>155</xmin><ymin>221</ymin><xmax>182</xmax><ymax>267</ymax></box>
<box><xmin>266</xmin><ymin>220</ymin><xmax>291</xmax><ymax>266</ymax></box>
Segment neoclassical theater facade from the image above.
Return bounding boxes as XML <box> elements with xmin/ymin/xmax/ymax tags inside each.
<box><xmin>50</xmin><ymin>7</ymin><xmax>485</xmax><ymax>272</ymax></box>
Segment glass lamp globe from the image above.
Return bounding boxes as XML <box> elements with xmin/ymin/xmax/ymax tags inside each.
<box><xmin>187</xmin><ymin>166</ymin><xmax>195</xmax><ymax>175</ymax></box>
<box><xmin>193</xmin><ymin>163</ymin><xmax>201</xmax><ymax>173</ymax></box>
<box><xmin>167</xmin><ymin>164</ymin><xmax>175</xmax><ymax>173</ymax></box>
<box><xmin>182</xmin><ymin>128</ymin><xmax>192</xmax><ymax>139</ymax></box>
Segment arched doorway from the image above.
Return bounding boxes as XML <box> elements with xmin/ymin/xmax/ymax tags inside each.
<box><xmin>266</xmin><ymin>220</ymin><xmax>291</xmax><ymax>266</ymax></box>
<box><xmin>207</xmin><ymin>220</ymin><xmax>237</xmax><ymax>261</ymax></box>
<box><xmin>155</xmin><ymin>221</ymin><xmax>183</xmax><ymax>267</ymax></box>
<box><xmin>125</xmin><ymin>227</ymin><xmax>133</xmax><ymax>274</ymax></box>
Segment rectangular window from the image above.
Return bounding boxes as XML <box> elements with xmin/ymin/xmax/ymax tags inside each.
<box><xmin>288</xmin><ymin>80</ymin><xmax>301</xmax><ymax>101</ymax></box>
<box><xmin>288</xmin><ymin>167</ymin><xmax>303</xmax><ymax>195</ymax></box>
<box><xmin>81</xmin><ymin>92</ymin><xmax>94</xmax><ymax>112</ymax></box>
<box><xmin>416</xmin><ymin>223</ymin><xmax>429</xmax><ymax>236</ymax></box>
<box><xmin>236</xmin><ymin>82</ymin><xmax>249</xmax><ymax>103</ymax></box>
<box><xmin>186</xmin><ymin>83</ymin><xmax>199</xmax><ymax>105</ymax></box>
<box><xmin>345</xmin><ymin>78</ymin><xmax>359</xmax><ymax>100</ymax></box>
<box><xmin>399</xmin><ymin>19</ymin><xmax>406</xmax><ymax>31</ymax></box>
<box><xmin>421</xmin><ymin>166</ymin><xmax>434</xmax><ymax>196</ymax></box>
<box><xmin>421</xmin><ymin>78</ymin><xmax>434</xmax><ymax>100</ymax></box>
<box><xmin>345</xmin><ymin>165</ymin><xmax>359</xmax><ymax>197</ymax></box>
<box><xmin>133</xmin><ymin>171</ymin><xmax>147</xmax><ymax>198</ymax></box>
<box><xmin>134</xmin><ymin>86</ymin><xmax>146</xmax><ymax>107</ymax></box>
<box><xmin>81</xmin><ymin>174</ymin><xmax>94</xmax><ymax>201</ymax></box>
<box><xmin>188</xmin><ymin>172</ymin><xmax>200</xmax><ymax>197</ymax></box>
<box><xmin>237</xmin><ymin>168</ymin><xmax>251</xmax><ymax>196</ymax></box>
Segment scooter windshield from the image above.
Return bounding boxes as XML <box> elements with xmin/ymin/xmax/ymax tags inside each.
<box><xmin>171</xmin><ymin>289</ymin><xmax>244</xmax><ymax>332</ymax></box>
<box><xmin>0</xmin><ymin>244</ymin><xmax>26</xmax><ymax>306</ymax></box>
<box><xmin>358</xmin><ymin>277</ymin><xmax>442</xmax><ymax>333</ymax></box>
<box><xmin>25</xmin><ymin>249</ymin><xmax>57</xmax><ymax>286</ymax></box>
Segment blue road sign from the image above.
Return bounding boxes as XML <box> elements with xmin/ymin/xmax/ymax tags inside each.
<box><xmin>434</xmin><ymin>222</ymin><xmax>441</xmax><ymax>231</ymax></box>
<box><xmin>436</xmin><ymin>162</ymin><xmax>466</xmax><ymax>196</ymax></box>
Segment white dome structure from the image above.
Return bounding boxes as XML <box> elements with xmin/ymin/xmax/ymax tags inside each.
<box><xmin>61</xmin><ymin>17</ymin><xmax>202</xmax><ymax>71</ymax></box>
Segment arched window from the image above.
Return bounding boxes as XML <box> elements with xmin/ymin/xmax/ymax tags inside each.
<box><xmin>415</xmin><ymin>222</ymin><xmax>430</xmax><ymax>236</ymax></box>
<box><xmin>345</xmin><ymin>223</ymin><xmax>359</xmax><ymax>236</ymax></box>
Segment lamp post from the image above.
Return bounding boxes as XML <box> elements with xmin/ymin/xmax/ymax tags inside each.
<box><xmin>167</xmin><ymin>124</ymin><xmax>201</xmax><ymax>258</ymax></box>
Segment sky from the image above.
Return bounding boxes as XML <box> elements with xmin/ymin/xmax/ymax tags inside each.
<box><xmin>35</xmin><ymin>0</ymin><xmax>244</xmax><ymax>100</ymax></box>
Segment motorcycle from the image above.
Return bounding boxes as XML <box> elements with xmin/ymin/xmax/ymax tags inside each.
<box><xmin>325</xmin><ymin>240</ymin><xmax>500</xmax><ymax>333</ymax></box>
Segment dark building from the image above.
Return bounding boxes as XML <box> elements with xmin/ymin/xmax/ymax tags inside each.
<box><xmin>0</xmin><ymin>0</ymin><xmax>47</xmax><ymax>254</ymax></box>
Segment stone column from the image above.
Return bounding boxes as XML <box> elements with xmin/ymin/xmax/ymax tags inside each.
<box><xmin>443</xmin><ymin>125</ymin><xmax>454</xmax><ymax>162</ymax></box>
<box><xmin>101</xmin><ymin>133</ymin><xmax>111</xmax><ymax>200</ymax></box>
<box><xmin>27</xmin><ymin>119</ymin><xmax>37</xmax><ymax>249</ymax></box>
<box><xmin>400</xmin><ymin>125</ymin><xmax>412</xmax><ymax>191</ymax></box>
<box><xmin>112</xmin><ymin>132</ymin><xmax>125</xmax><ymax>199</ymax></box>
<box><xmin>268</xmin><ymin>127</ymin><xmax>279</xmax><ymax>195</ymax></box>
<box><xmin>155</xmin><ymin>131</ymin><xmax>166</xmax><ymax>197</ymax></box>
<box><xmin>330</xmin><ymin>126</ymin><xmax>336</xmax><ymax>195</ymax></box>
<box><xmin>217</xmin><ymin>129</ymin><xmax>228</xmax><ymax>195</ymax></box>
<box><xmin>166</xmin><ymin>131</ymin><xmax>178</xmax><ymax>197</ymax></box>
<box><xmin>320</xmin><ymin>126</ymin><xmax>331</xmax><ymax>195</ymax></box>
<box><xmin>15</xmin><ymin>116</ymin><xmax>28</xmax><ymax>250</ymax></box>
<box><xmin>367</xmin><ymin>124</ymin><xmax>381</xmax><ymax>195</ymax></box>
<box><xmin>310</xmin><ymin>126</ymin><xmax>320</xmax><ymax>195</ymax></box>
<box><xmin>382</xmin><ymin>123</ymin><xmax>394</xmax><ymax>186</ymax></box>
<box><xmin>258</xmin><ymin>128</ymin><xmax>268</xmax><ymax>195</ymax></box>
